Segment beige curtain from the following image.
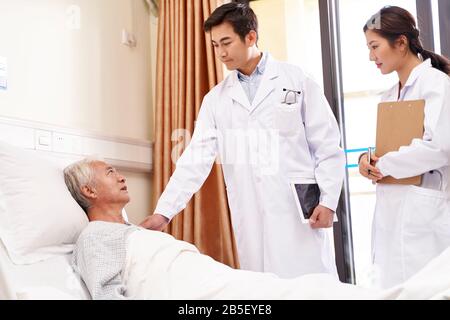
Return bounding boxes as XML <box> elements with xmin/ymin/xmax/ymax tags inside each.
<box><xmin>152</xmin><ymin>0</ymin><xmax>239</xmax><ymax>269</ymax></box>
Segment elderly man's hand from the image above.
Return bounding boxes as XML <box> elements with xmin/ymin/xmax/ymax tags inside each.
<box><xmin>309</xmin><ymin>205</ymin><xmax>334</xmax><ymax>229</ymax></box>
<box><xmin>139</xmin><ymin>214</ymin><xmax>169</xmax><ymax>231</ymax></box>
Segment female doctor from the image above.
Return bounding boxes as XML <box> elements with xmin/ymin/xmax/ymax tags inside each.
<box><xmin>359</xmin><ymin>6</ymin><xmax>450</xmax><ymax>288</ymax></box>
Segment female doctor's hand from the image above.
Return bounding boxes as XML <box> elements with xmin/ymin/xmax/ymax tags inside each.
<box><xmin>358</xmin><ymin>153</ymin><xmax>383</xmax><ymax>183</ymax></box>
<box><xmin>139</xmin><ymin>214</ymin><xmax>169</xmax><ymax>231</ymax></box>
<box><xmin>309</xmin><ymin>205</ymin><xmax>334</xmax><ymax>229</ymax></box>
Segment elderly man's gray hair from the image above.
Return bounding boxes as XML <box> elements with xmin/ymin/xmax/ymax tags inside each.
<box><xmin>63</xmin><ymin>157</ymin><xmax>100</xmax><ymax>213</ymax></box>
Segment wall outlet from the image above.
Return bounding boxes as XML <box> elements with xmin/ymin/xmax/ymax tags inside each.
<box><xmin>35</xmin><ymin>130</ymin><xmax>52</xmax><ymax>151</ymax></box>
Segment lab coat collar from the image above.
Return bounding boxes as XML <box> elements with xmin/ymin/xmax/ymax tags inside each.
<box><xmin>393</xmin><ymin>59</ymin><xmax>432</xmax><ymax>101</ymax></box>
<box><xmin>227</xmin><ymin>72</ymin><xmax>252</xmax><ymax>110</ymax></box>
<box><xmin>403</xmin><ymin>59</ymin><xmax>432</xmax><ymax>89</ymax></box>
<box><xmin>227</xmin><ymin>53</ymin><xmax>279</xmax><ymax>113</ymax></box>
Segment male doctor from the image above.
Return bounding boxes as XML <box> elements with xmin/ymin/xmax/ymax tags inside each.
<box><xmin>141</xmin><ymin>2</ymin><xmax>346</xmax><ymax>278</ymax></box>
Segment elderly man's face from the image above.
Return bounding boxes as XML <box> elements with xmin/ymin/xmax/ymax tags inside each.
<box><xmin>90</xmin><ymin>161</ymin><xmax>130</xmax><ymax>205</ymax></box>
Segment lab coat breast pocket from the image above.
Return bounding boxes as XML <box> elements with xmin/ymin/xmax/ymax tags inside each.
<box><xmin>273</xmin><ymin>102</ymin><xmax>303</xmax><ymax>136</ymax></box>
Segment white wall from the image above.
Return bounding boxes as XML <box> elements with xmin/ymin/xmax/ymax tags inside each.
<box><xmin>251</xmin><ymin>0</ymin><xmax>324</xmax><ymax>86</ymax></box>
<box><xmin>251</xmin><ymin>0</ymin><xmax>288</xmax><ymax>61</ymax></box>
<box><xmin>0</xmin><ymin>0</ymin><xmax>156</xmax><ymax>223</ymax></box>
<box><xmin>123</xmin><ymin>170</ymin><xmax>152</xmax><ymax>224</ymax></box>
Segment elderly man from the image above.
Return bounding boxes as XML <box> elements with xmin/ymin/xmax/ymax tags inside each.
<box><xmin>64</xmin><ymin>158</ymin><xmax>450</xmax><ymax>300</ymax></box>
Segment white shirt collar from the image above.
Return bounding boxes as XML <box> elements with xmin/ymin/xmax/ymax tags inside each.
<box><xmin>237</xmin><ymin>52</ymin><xmax>267</xmax><ymax>81</ymax></box>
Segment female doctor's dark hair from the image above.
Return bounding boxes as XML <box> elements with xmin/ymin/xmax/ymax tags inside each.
<box><xmin>363</xmin><ymin>6</ymin><xmax>450</xmax><ymax>75</ymax></box>
<box><xmin>204</xmin><ymin>2</ymin><xmax>258</xmax><ymax>43</ymax></box>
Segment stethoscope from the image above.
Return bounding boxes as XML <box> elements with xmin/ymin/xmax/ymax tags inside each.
<box><xmin>429</xmin><ymin>170</ymin><xmax>444</xmax><ymax>191</ymax></box>
<box><xmin>282</xmin><ymin>88</ymin><xmax>302</xmax><ymax>105</ymax></box>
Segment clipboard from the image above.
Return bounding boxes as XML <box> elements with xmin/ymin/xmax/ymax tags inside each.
<box><xmin>375</xmin><ymin>99</ymin><xmax>425</xmax><ymax>185</ymax></box>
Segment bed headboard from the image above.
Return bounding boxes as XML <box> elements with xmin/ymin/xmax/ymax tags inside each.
<box><xmin>0</xmin><ymin>115</ymin><xmax>152</xmax><ymax>173</ymax></box>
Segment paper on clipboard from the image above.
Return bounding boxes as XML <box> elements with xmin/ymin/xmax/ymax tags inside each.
<box><xmin>289</xmin><ymin>180</ymin><xmax>338</xmax><ymax>224</ymax></box>
<box><xmin>375</xmin><ymin>99</ymin><xmax>425</xmax><ymax>185</ymax></box>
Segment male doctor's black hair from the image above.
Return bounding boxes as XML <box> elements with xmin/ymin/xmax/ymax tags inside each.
<box><xmin>364</xmin><ymin>6</ymin><xmax>450</xmax><ymax>75</ymax></box>
<box><xmin>204</xmin><ymin>2</ymin><xmax>258</xmax><ymax>43</ymax></box>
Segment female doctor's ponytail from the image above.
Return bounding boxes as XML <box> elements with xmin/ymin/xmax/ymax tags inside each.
<box><xmin>409</xmin><ymin>31</ymin><xmax>450</xmax><ymax>75</ymax></box>
<box><xmin>364</xmin><ymin>6</ymin><xmax>450</xmax><ymax>75</ymax></box>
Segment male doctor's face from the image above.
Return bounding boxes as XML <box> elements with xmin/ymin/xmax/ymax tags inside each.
<box><xmin>210</xmin><ymin>22</ymin><xmax>257</xmax><ymax>71</ymax></box>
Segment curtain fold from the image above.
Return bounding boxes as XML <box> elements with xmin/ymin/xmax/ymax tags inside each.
<box><xmin>152</xmin><ymin>0</ymin><xmax>239</xmax><ymax>268</ymax></box>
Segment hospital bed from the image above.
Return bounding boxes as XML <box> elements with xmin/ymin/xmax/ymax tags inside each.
<box><xmin>0</xmin><ymin>239</ymin><xmax>91</xmax><ymax>300</ymax></box>
<box><xmin>0</xmin><ymin>208</ymin><xmax>128</xmax><ymax>300</ymax></box>
<box><xmin>0</xmin><ymin>137</ymin><xmax>448</xmax><ymax>300</ymax></box>
<box><xmin>0</xmin><ymin>131</ymin><xmax>139</xmax><ymax>300</ymax></box>
<box><xmin>2</xmin><ymin>214</ymin><xmax>450</xmax><ymax>300</ymax></box>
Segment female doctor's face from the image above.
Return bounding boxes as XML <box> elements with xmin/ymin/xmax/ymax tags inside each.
<box><xmin>365</xmin><ymin>29</ymin><xmax>407</xmax><ymax>75</ymax></box>
<box><xmin>210</xmin><ymin>22</ymin><xmax>257</xmax><ymax>71</ymax></box>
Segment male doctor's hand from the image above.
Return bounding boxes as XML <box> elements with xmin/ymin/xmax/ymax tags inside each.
<box><xmin>139</xmin><ymin>214</ymin><xmax>169</xmax><ymax>231</ymax></box>
<box><xmin>309</xmin><ymin>205</ymin><xmax>334</xmax><ymax>229</ymax></box>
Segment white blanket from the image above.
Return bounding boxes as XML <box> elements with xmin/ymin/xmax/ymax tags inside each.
<box><xmin>122</xmin><ymin>230</ymin><xmax>362</xmax><ymax>299</ymax></box>
<box><xmin>382</xmin><ymin>247</ymin><xmax>450</xmax><ymax>300</ymax></box>
<box><xmin>122</xmin><ymin>229</ymin><xmax>450</xmax><ymax>300</ymax></box>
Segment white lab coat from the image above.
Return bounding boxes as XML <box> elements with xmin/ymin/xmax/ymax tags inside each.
<box><xmin>155</xmin><ymin>54</ymin><xmax>345</xmax><ymax>278</ymax></box>
<box><xmin>374</xmin><ymin>59</ymin><xmax>450</xmax><ymax>288</ymax></box>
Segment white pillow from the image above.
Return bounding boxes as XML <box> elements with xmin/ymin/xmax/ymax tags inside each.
<box><xmin>0</xmin><ymin>141</ymin><xmax>89</xmax><ymax>265</ymax></box>
<box><xmin>16</xmin><ymin>286</ymin><xmax>78</xmax><ymax>300</ymax></box>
